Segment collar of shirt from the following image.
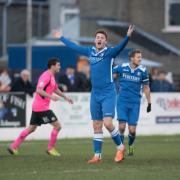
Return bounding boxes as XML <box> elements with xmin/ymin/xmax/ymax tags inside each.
<box><xmin>128</xmin><ymin>63</ymin><xmax>143</xmax><ymax>73</ymax></box>
<box><xmin>92</xmin><ymin>46</ymin><xmax>107</xmax><ymax>55</ymax></box>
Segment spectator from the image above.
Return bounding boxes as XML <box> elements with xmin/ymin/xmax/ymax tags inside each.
<box><xmin>58</xmin><ymin>66</ymin><xmax>87</xmax><ymax>92</ymax></box>
<box><xmin>149</xmin><ymin>67</ymin><xmax>159</xmax><ymax>89</ymax></box>
<box><xmin>0</xmin><ymin>69</ymin><xmax>11</xmax><ymax>92</ymax></box>
<box><xmin>150</xmin><ymin>67</ymin><xmax>159</xmax><ymax>81</ymax></box>
<box><xmin>80</xmin><ymin>64</ymin><xmax>92</xmax><ymax>91</ymax></box>
<box><xmin>151</xmin><ymin>71</ymin><xmax>175</xmax><ymax>92</ymax></box>
<box><xmin>11</xmin><ymin>69</ymin><xmax>35</xmax><ymax>96</ymax></box>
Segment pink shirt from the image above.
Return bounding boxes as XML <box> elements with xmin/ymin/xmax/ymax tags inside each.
<box><xmin>32</xmin><ymin>70</ymin><xmax>58</xmax><ymax>112</ymax></box>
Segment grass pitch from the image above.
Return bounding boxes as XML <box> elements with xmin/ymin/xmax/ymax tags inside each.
<box><xmin>0</xmin><ymin>135</ymin><xmax>180</xmax><ymax>180</ymax></box>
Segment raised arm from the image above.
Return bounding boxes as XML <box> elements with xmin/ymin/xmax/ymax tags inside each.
<box><xmin>108</xmin><ymin>25</ymin><xmax>135</xmax><ymax>58</ymax></box>
<box><xmin>53</xmin><ymin>31</ymin><xmax>89</xmax><ymax>56</ymax></box>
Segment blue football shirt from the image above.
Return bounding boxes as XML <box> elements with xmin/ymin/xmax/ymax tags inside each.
<box><xmin>113</xmin><ymin>63</ymin><xmax>149</xmax><ymax>103</ymax></box>
<box><xmin>60</xmin><ymin>36</ymin><xmax>129</xmax><ymax>90</ymax></box>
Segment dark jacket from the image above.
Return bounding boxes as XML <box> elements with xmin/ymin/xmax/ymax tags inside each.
<box><xmin>151</xmin><ymin>80</ymin><xmax>175</xmax><ymax>92</ymax></box>
<box><xmin>11</xmin><ymin>77</ymin><xmax>35</xmax><ymax>96</ymax></box>
<box><xmin>58</xmin><ymin>72</ymin><xmax>88</xmax><ymax>92</ymax></box>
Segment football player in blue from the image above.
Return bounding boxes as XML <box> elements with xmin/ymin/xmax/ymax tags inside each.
<box><xmin>113</xmin><ymin>49</ymin><xmax>151</xmax><ymax>156</ymax></box>
<box><xmin>53</xmin><ymin>25</ymin><xmax>134</xmax><ymax>163</ymax></box>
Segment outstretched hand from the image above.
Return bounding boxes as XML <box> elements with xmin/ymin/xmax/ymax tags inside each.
<box><xmin>127</xmin><ymin>25</ymin><xmax>135</xmax><ymax>37</ymax></box>
<box><xmin>65</xmin><ymin>96</ymin><xmax>74</xmax><ymax>104</ymax></box>
<box><xmin>52</xmin><ymin>30</ymin><xmax>62</xmax><ymax>39</ymax></box>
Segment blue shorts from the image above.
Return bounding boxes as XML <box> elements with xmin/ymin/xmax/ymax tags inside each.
<box><xmin>90</xmin><ymin>85</ymin><xmax>116</xmax><ymax>120</ymax></box>
<box><xmin>116</xmin><ymin>100</ymin><xmax>140</xmax><ymax>126</ymax></box>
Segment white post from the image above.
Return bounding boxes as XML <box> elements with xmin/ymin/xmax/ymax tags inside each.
<box><xmin>26</xmin><ymin>0</ymin><xmax>32</xmax><ymax>81</ymax></box>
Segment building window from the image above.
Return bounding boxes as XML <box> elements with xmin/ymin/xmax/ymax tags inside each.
<box><xmin>164</xmin><ymin>0</ymin><xmax>180</xmax><ymax>32</ymax></box>
<box><xmin>60</xmin><ymin>7</ymin><xmax>80</xmax><ymax>39</ymax></box>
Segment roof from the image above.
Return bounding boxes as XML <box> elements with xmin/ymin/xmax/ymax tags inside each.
<box><xmin>97</xmin><ymin>20</ymin><xmax>180</xmax><ymax>56</ymax></box>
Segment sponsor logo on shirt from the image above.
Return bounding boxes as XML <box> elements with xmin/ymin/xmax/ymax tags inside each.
<box><xmin>89</xmin><ymin>56</ymin><xmax>104</xmax><ymax>64</ymax></box>
<box><xmin>122</xmin><ymin>73</ymin><xmax>140</xmax><ymax>82</ymax></box>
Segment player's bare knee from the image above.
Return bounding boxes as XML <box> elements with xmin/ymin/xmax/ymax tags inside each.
<box><xmin>93</xmin><ymin>125</ymin><xmax>102</xmax><ymax>132</ymax></box>
<box><xmin>51</xmin><ymin>120</ymin><xmax>61</xmax><ymax>131</ymax></box>
<box><xmin>56</xmin><ymin>125</ymin><xmax>61</xmax><ymax>131</ymax></box>
<box><xmin>28</xmin><ymin>125</ymin><xmax>37</xmax><ymax>133</ymax></box>
<box><xmin>119</xmin><ymin>127</ymin><xmax>125</xmax><ymax>134</ymax></box>
<box><xmin>119</xmin><ymin>123</ymin><xmax>126</xmax><ymax>134</ymax></box>
<box><xmin>93</xmin><ymin>121</ymin><xmax>103</xmax><ymax>133</ymax></box>
<box><xmin>129</xmin><ymin>131</ymin><xmax>136</xmax><ymax>137</ymax></box>
<box><xmin>119</xmin><ymin>126</ymin><xmax>125</xmax><ymax>132</ymax></box>
<box><xmin>128</xmin><ymin>126</ymin><xmax>136</xmax><ymax>136</ymax></box>
<box><xmin>54</xmin><ymin>123</ymin><xmax>61</xmax><ymax>131</ymax></box>
<box><xmin>103</xmin><ymin>121</ymin><xmax>113</xmax><ymax>131</ymax></box>
<box><xmin>30</xmin><ymin>129</ymin><xmax>35</xmax><ymax>133</ymax></box>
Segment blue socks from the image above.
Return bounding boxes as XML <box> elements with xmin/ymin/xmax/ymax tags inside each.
<box><xmin>93</xmin><ymin>133</ymin><xmax>103</xmax><ymax>157</ymax></box>
<box><xmin>120</xmin><ymin>134</ymin><xmax>125</xmax><ymax>144</ymax></box>
<box><xmin>128</xmin><ymin>133</ymin><xmax>136</xmax><ymax>146</ymax></box>
<box><xmin>110</xmin><ymin>128</ymin><xmax>122</xmax><ymax>147</ymax></box>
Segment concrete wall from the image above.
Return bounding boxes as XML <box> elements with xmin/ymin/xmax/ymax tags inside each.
<box><xmin>76</xmin><ymin>0</ymin><xmax>119</xmax><ymax>19</ymax></box>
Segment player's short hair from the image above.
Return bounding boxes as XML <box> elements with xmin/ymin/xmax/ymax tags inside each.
<box><xmin>47</xmin><ymin>58</ymin><xmax>60</xmax><ymax>69</ymax></box>
<box><xmin>129</xmin><ymin>49</ymin><xmax>142</xmax><ymax>58</ymax></box>
<box><xmin>95</xmin><ymin>29</ymin><xmax>108</xmax><ymax>39</ymax></box>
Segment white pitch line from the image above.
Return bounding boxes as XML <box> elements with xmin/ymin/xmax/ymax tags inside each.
<box><xmin>0</xmin><ymin>168</ymin><xmax>105</xmax><ymax>176</ymax></box>
<box><xmin>0</xmin><ymin>166</ymin><xmax>161</xmax><ymax>177</ymax></box>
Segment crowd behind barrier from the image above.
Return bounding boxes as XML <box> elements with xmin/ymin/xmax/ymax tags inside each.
<box><xmin>0</xmin><ymin>65</ymin><xmax>178</xmax><ymax>94</ymax></box>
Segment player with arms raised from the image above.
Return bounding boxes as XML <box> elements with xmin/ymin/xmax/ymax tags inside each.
<box><xmin>53</xmin><ymin>25</ymin><xmax>134</xmax><ymax>163</ymax></box>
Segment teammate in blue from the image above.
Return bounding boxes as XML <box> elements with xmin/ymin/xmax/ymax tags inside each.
<box><xmin>53</xmin><ymin>25</ymin><xmax>134</xmax><ymax>163</ymax></box>
<box><xmin>113</xmin><ymin>49</ymin><xmax>151</xmax><ymax>156</ymax></box>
